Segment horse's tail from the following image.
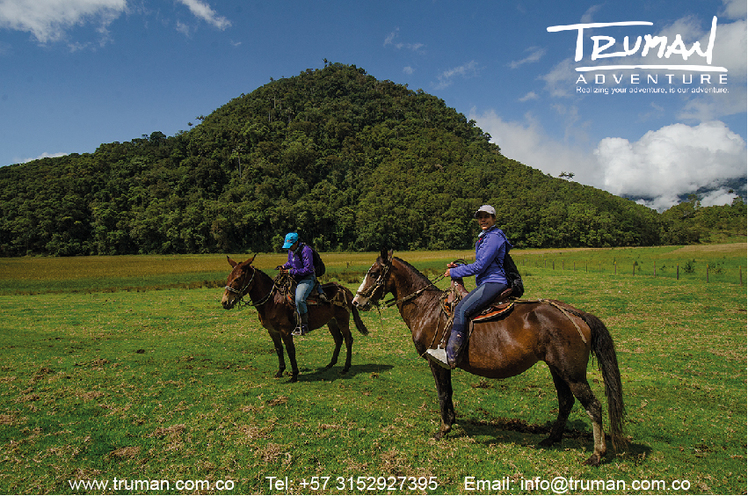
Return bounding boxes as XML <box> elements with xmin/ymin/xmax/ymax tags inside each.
<box><xmin>581</xmin><ymin>311</ymin><xmax>627</xmax><ymax>451</ymax></box>
<box><xmin>339</xmin><ymin>285</ymin><xmax>369</xmax><ymax>336</ymax></box>
<box><xmin>351</xmin><ymin>306</ymin><xmax>370</xmax><ymax>336</ymax></box>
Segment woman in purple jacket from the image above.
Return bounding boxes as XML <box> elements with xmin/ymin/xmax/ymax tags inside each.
<box><xmin>279</xmin><ymin>232</ymin><xmax>316</xmax><ymax>336</ymax></box>
<box><xmin>426</xmin><ymin>205</ymin><xmax>512</xmax><ymax>369</ymax></box>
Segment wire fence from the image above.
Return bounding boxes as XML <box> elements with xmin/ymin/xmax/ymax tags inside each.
<box><xmin>514</xmin><ymin>256</ymin><xmax>745</xmax><ymax>286</ymax></box>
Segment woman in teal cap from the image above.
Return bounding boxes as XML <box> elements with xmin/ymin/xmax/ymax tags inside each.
<box><xmin>279</xmin><ymin>232</ymin><xmax>317</xmax><ymax>336</ymax></box>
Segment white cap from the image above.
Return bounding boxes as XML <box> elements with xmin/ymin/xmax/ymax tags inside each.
<box><xmin>474</xmin><ymin>204</ymin><xmax>496</xmax><ymax>217</ymax></box>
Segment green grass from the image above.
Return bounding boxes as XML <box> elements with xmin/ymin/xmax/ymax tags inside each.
<box><xmin>0</xmin><ymin>246</ymin><xmax>746</xmax><ymax>494</ymax></box>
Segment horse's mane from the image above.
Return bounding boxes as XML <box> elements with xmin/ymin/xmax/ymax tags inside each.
<box><xmin>392</xmin><ymin>257</ymin><xmax>441</xmax><ymax>292</ymax></box>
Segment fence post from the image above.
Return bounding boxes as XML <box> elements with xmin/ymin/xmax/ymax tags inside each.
<box><xmin>677</xmin><ymin>263</ymin><xmax>679</xmax><ymax>280</ymax></box>
<box><xmin>614</xmin><ymin>261</ymin><xmax>617</xmax><ymax>275</ymax></box>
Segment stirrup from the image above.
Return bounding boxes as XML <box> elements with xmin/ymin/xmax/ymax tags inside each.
<box><xmin>292</xmin><ymin>325</ymin><xmax>310</xmax><ymax>337</ymax></box>
<box><xmin>425</xmin><ymin>347</ymin><xmax>451</xmax><ymax>370</ymax></box>
<box><xmin>292</xmin><ymin>326</ymin><xmax>304</xmax><ymax>336</ymax></box>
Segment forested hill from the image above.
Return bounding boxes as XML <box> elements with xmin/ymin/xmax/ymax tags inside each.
<box><xmin>0</xmin><ymin>63</ymin><xmax>744</xmax><ymax>256</ymax></box>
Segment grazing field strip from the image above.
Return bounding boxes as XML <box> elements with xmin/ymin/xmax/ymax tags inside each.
<box><xmin>0</xmin><ymin>246</ymin><xmax>745</xmax><ymax>494</ymax></box>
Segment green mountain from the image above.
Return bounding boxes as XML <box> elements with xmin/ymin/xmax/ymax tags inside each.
<box><xmin>0</xmin><ymin>63</ymin><xmax>743</xmax><ymax>256</ymax></box>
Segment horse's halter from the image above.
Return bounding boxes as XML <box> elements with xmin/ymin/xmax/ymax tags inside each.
<box><xmin>356</xmin><ymin>261</ymin><xmax>391</xmax><ymax>304</ymax></box>
<box><xmin>225</xmin><ymin>264</ymin><xmax>276</xmax><ymax>308</ymax></box>
<box><xmin>224</xmin><ymin>265</ymin><xmax>256</xmax><ymax>304</ymax></box>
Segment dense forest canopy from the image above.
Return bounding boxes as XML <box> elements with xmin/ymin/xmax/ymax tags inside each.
<box><xmin>0</xmin><ymin>63</ymin><xmax>745</xmax><ymax>256</ymax></box>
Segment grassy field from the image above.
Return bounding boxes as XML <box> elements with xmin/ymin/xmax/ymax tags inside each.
<box><xmin>0</xmin><ymin>245</ymin><xmax>745</xmax><ymax>494</ymax></box>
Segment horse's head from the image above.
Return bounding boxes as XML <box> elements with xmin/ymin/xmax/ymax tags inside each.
<box><xmin>352</xmin><ymin>249</ymin><xmax>394</xmax><ymax>311</ymax></box>
<box><xmin>221</xmin><ymin>255</ymin><xmax>257</xmax><ymax>310</ymax></box>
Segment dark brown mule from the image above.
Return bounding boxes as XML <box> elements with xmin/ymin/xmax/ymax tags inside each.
<box><xmin>222</xmin><ymin>255</ymin><xmax>369</xmax><ymax>382</ymax></box>
<box><xmin>352</xmin><ymin>250</ymin><xmax>625</xmax><ymax>466</ymax></box>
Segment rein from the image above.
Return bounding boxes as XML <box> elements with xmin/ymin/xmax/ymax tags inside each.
<box><xmin>383</xmin><ymin>273</ymin><xmax>448</xmax><ymax>308</ymax></box>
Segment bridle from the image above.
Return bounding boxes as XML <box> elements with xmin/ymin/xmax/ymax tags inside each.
<box><xmin>355</xmin><ymin>261</ymin><xmax>391</xmax><ymax>304</ymax></box>
<box><xmin>357</xmin><ymin>259</ymin><xmax>446</xmax><ymax>309</ymax></box>
<box><xmin>224</xmin><ymin>265</ymin><xmax>274</xmax><ymax>308</ymax></box>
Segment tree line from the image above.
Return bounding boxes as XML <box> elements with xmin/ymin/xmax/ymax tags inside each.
<box><xmin>0</xmin><ymin>63</ymin><xmax>745</xmax><ymax>256</ymax></box>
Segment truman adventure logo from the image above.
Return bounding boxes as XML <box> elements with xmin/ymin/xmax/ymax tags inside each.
<box><xmin>547</xmin><ymin>17</ymin><xmax>729</xmax><ymax>95</ymax></box>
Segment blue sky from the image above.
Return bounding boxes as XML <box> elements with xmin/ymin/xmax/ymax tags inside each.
<box><xmin>1</xmin><ymin>0</ymin><xmax>745</xmax><ymax>210</ymax></box>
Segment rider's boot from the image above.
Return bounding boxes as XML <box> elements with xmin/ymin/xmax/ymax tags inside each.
<box><xmin>426</xmin><ymin>322</ymin><xmax>464</xmax><ymax>369</ymax></box>
<box><xmin>292</xmin><ymin>312</ymin><xmax>303</xmax><ymax>336</ymax></box>
<box><xmin>299</xmin><ymin>312</ymin><xmax>310</xmax><ymax>336</ymax></box>
<box><xmin>445</xmin><ymin>328</ymin><xmax>467</xmax><ymax>369</ymax></box>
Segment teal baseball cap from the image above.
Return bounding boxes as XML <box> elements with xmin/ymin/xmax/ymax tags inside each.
<box><xmin>282</xmin><ymin>232</ymin><xmax>299</xmax><ymax>249</ymax></box>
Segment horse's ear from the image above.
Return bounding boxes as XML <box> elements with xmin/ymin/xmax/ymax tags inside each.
<box><xmin>380</xmin><ymin>248</ymin><xmax>393</xmax><ymax>264</ymax></box>
<box><xmin>227</xmin><ymin>256</ymin><xmax>238</xmax><ymax>268</ymax></box>
<box><xmin>248</xmin><ymin>254</ymin><xmax>257</xmax><ymax>265</ymax></box>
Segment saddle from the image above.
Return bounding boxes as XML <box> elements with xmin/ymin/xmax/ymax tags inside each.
<box><xmin>283</xmin><ymin>282</ymin><xmax>349</xmax><ymax>308</ymax></box>
<box><xmin>441</xmin><ymin>278</ymin><xmax>516</xmax><ymax>323</ymax></box>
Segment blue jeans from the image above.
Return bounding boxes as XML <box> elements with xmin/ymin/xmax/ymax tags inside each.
<box><xmin>447</xmin><ymin>282</ymin><xmax>508</xmax><ymax>362</ymax></box>
<box><xmin>295</xmin><ymin>275</ymin><xmax>316</xmax><ymax>315</ymax></box>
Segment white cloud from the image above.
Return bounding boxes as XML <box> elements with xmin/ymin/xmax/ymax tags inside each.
<box><xmin>540</xmin><ymin>58</ymin><xmax>577</xmax><ymax>98</ymax></box>
<box><xmin>721</xmin><ymin>0</ymin><xmax>747</xmax><ymax>19</ymax></box>
<box><xmin>470</xmin><ymin>108</ymin><xmax>600</xmax><ymax>183</ymax></box>
<box><xmin>383</xmin><ymin>28</ymin><xmax>424</xmax><ymax>51</ymax></box>
<box><xmin>16</xmin><ymin>151</ymin><xmax>68</xmax><ymax>164</ymax></box>
<box><xmin>509</xmin><ymin>47</ymin><xmax>546</xmax><ymax>69</ymax></box>
<box><xmin>580</xmin><ymin>4</ymin><xmax>604</xmax><ymax>23</ymax></box>
<box><xmin>472</xmin><ymin>110</ymin><xmax>746</xmax><ymax>211</ymax></box>
<box><xmin>700</xmin><ymin>187</ymin><xmax>741</xmax><ymax>207</ymax></box>
<box><xmin>176</xmin><ymin>0</ymin><xmax>230</xmax><ymax>30</ymax></box>
<box><xmin>435</xmin><ymin>60</ymin><xmax>479</xmax><ymax>89</ymax></box>
<box><xmin>595</xmin><ymin>121</ymin><xmax>746</xmax><ymax>210</ymax></box>
<box><xmin>0</xmin><ymin>0</ymin><xmax>126</xmax><ymax>43</ymax></box>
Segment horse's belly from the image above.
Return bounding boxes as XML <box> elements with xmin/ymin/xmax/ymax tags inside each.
<box><xmin>463</xmin><ymin>332</ymin><xmax>540</xmax><ymax>379</ymax></box>
<box><xmin>462</xmin><ymin>355</ymin><xmax>538</xmax><ymax>379</ymax></box>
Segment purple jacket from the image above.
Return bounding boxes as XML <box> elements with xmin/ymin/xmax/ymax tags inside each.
<box><xmin>450</xmin><ymin>226</ymin><xmax>511</xmax><ymax>286</ymax></box>
<box><xmin>282</xmin><ymin>243</ymin><xmax>315</xmax><ymax>280</ymax></box>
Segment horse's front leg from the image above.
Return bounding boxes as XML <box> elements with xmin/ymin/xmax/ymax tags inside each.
<box><xmin>281</xmin><ymin>332</ymin><xmax>299</xmax><ymax>383</ymax></box>
<box><xmin>269</xmin><ymin>331</ymin><xmax>286</xmax><ymax>379</ymax></box>
<box><xmin>429</xmin><ymin>361</ymin><xmax>455</xmax><ymax>439</ymax></box>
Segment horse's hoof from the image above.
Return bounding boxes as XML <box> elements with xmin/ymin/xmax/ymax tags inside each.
<box><xmin>583</xmin><ymin>453</ymin><xmax>601</xmax><ymax>466</ymax></box>
<box><xmin>290</xmin><ymin>375</ymin><xmax>299</xmax><ymax>383</ymax></box>
<box><xmin>341</xmin><ymin>367</ymin><xmax>350</xmax><ymax>375</ymax></box>
<box><xmin>324</xmin><ymin>363</ymin><xmax>335</xmax><ymax>370</ymax></box>
<box><xmin>538</xmin><ymin>436</ymin><xmax>560</xmax><ymax>447</ymax></box>
<box><xmin>274</xmin><ymin>371</ymin><xmax>284</xmax><ymax>379</ymax></box>
<box><xmin>433</xmin><ymin>429</ymin><xmax>450</xmax><ymax>440</ymax></box>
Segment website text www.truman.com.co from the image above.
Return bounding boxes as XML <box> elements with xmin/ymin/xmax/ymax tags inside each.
<box><xmin>67</xmin><ymin>477</ymin><xmax>235</xmax><ymax>493</ymax></box>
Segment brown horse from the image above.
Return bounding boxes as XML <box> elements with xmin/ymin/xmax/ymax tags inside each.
<box><xmin>222</xmin><ymin>255</ymin><xmax>369</xmax><ymax>382</ymax></box>
<box><xmin>352</xmin><ymin>250</ymin><xmax>625</xmax><ymax>466</ymax></box>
